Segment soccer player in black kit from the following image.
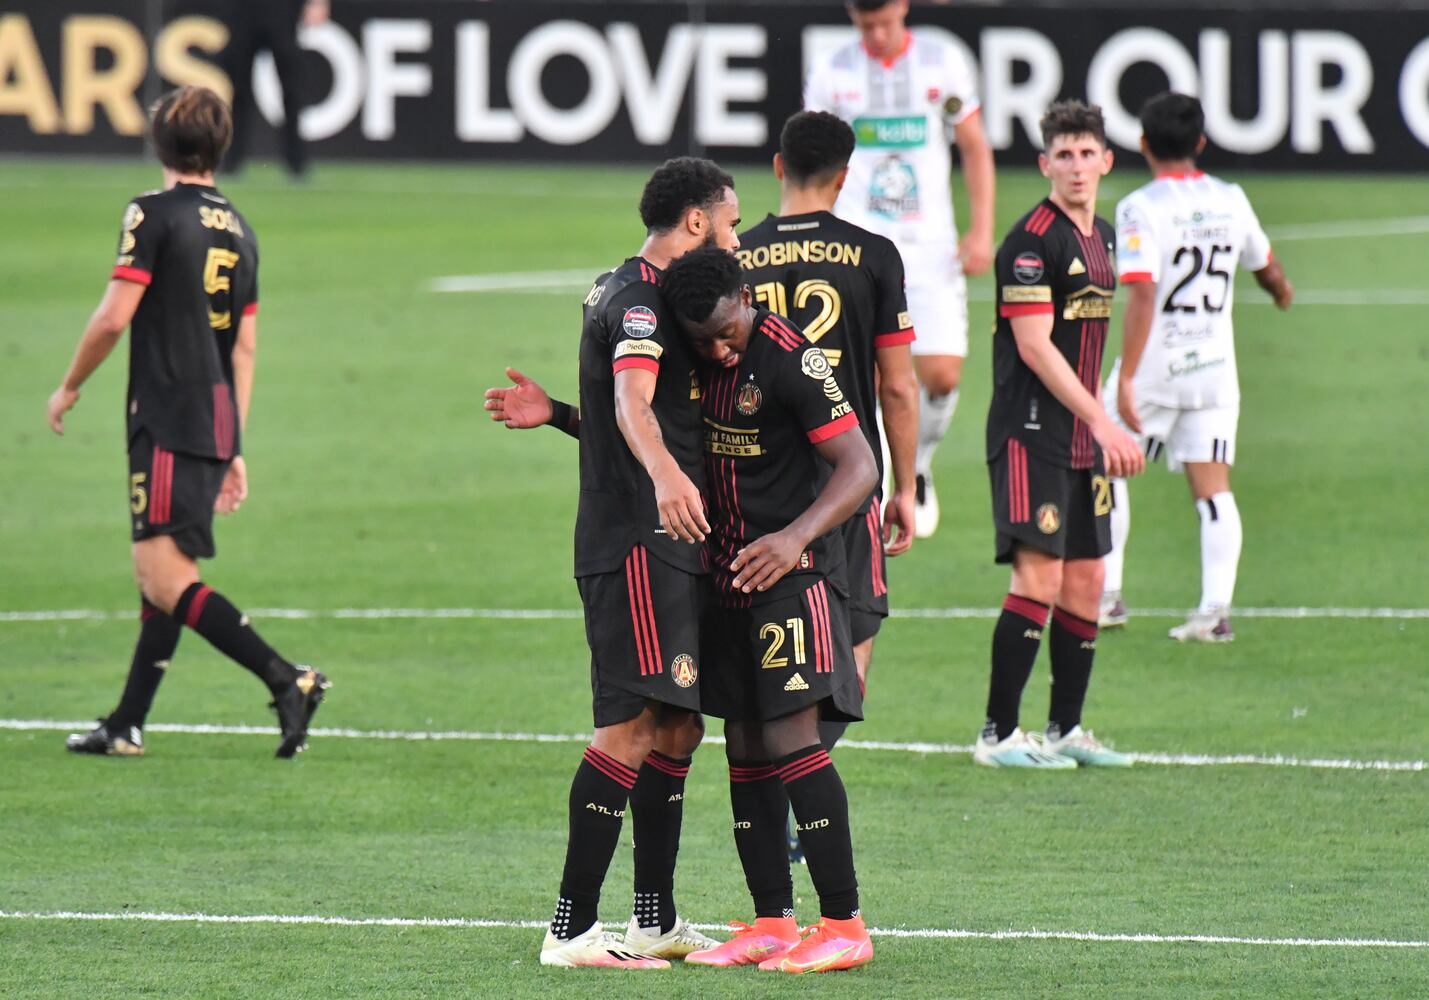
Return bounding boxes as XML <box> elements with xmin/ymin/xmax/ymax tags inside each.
<box><xmin>662</xmin><ymin>247</ymin><xmax>879</xmax><ymax>974</ymax></box>
<box><xmin>46</xmin><ymin>87</ymin><xmax>328</xmax><ymax>759</ymax></box>
<box><xmin>973</xmin><ymin>100</ymin><xmax>1145</xmax><ymax>769</ymax></box>
<box><xmin>488</xmin><ymin>159</ymin><xmax>742</xmax><ymax>969</ymax></box>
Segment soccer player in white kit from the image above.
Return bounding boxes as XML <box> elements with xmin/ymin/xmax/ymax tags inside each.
<box><xmin>1100</xmin><ymin>92</ymin><xmax>1294</xmax><ymax>641</ymax></box>
<box><xmin>804</xmin><ymin>0</ymin><xmax>996</xmax><ymax>537</ymax></box>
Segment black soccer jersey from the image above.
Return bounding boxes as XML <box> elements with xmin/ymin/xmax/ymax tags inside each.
<box><xmin>701</xmin><ymin>309</ymin><xmax>862</xmax><ymax>607</ymax></box>
<box><xmin>575</xmin><ymin>257</ymin><xmax>706</xmax><ymax>578</ymax></box>
<box><xmin>737</xmin><ymin>211</ymin><xmax>912</xmax><ymax>508</ymax></box>
<box><xmin>113</xmin><ymin>183</ymin><xmax>258</xmax><ymax>460</ymax></box>
<box><xmin>987</xmin><ymin>199</ymin><xmax>1117</xmax><ymax>470</ymax></box>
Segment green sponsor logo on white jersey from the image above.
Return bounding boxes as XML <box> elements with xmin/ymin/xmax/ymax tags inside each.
<box><xmin>852</xmin><ymin>115</ymin><xmax>927</xmax><ymax>148</ymax></box>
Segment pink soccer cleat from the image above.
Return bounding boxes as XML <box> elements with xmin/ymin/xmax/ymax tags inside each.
<box><xmin>684</xmin><ymin>917</ymin><xmax>801</xmax><ymax>967</ymax></box>
<box><xmin>758</xmin><ymin>916</ymin><xmax>874</xmax><ymax>974</ymax></box>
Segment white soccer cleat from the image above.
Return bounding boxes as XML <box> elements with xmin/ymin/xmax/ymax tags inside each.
<box><xmin>1169</xmin><ymin>608</ymin><xmax>1235</xmax><ymax>643</ymax></box>
<box><xmin>539</xmin><ymin>922</ymin><xmax>670</xmax><ymax>969</ymax></box>
<box><xmin>914</xmin><ymin>473</ymin><xmax>940</xmax><ymax>538</ymax></box>
<box><xmin>972</xmin><ymin>727</ymin><xmax>1077</xmax><ymax>769</ymax></box>
<box><xmin>1044</xmin><ymin>725</ymin><xmax>1133</xmax><ymax>767</ymax></box>
<box><xmin>1099</xmin><ymin>590</ymin><xmax>1128</xmax><ymax>629</ymax></box>
<box><xmin>623</xmin><ymin>916</ymin><xmax>722</xmax><ymax>959</ymax></box>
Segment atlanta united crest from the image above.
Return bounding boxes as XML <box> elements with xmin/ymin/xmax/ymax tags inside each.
<box><xmin>735</xmin><ymin>377</ymin><xmax>763</xmax><ymax>415</ymax></box>
<box><xmin>671</xmin><ymin>653</ymin><xmax>697</xmax><ymax>688</ymax></box>
<box><xmin>1037</xmin><ymin>503</ymin><xmax>1061</xmax><ymax>534</ymax></box>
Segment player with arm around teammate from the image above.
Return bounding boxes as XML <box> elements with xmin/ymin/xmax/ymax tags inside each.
<box><xmin>659</xmin><ymin>247</ymin><xmax>880</xmax><ymax>974</ymax></box>
<box><xmin>975</xmin><ymin>101</ymin><xmax>1145</xmax><ymax>769</ymax></box>
<box><xmin>1098</xmin><ymin>92</ymin><xmax>1294</xmax><ymax>640</ymax></box>
<box><xmin>805</xmin><ymin>0</ymin><xmax>996</xmax><ymax>536</ymax></box>
<box><xmin>48</xmin><ymin>87</ymin><xmax>328</xmax><ymax>760</ymax></box>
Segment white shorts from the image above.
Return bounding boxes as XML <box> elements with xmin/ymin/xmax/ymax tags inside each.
<box><xmin>900</xmin><ymin>242</ymin><xmax>968</xmax><ymax>358</ymax></box>
<box><xmin>1104</xmin><ymin>375</ymin><xmax>1238</xmax><ymax>472</ymax></box>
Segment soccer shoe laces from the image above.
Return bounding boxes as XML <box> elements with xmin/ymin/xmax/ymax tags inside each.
<box><xmin>723</xmin><ymin>920</ymin><xmax>758</xmax><ymax>937</ymax></box>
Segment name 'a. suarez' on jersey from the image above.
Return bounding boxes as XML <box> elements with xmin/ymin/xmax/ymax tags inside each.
<box><xmin>1115</xmin><ymin>172</ymin><xmax>1273</xmax><ymax>410</ymax></box>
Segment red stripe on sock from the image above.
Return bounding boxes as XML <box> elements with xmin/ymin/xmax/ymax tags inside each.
<box><xmin>778</xmin><ymin>751</ymin><xmax>832</xmax><ymax>784</ymax></box>
<box><xmin>1003</xmin><ymin>594</ymin><xmax>1049</xmax><ymax>626</ymax></box>
<box><xmin>1053</xmin><ymin>606</ymin><xmax>1098</xmax><ymax>641</ymax></box>
<box><xmin>729</xmin><ymin>764</ymin><xmax>777</xmax><ymax>782</ymax></box>
<box><xmin>185</xmin><ymin>585</ymin><xmax>213</xmax><ymax>629</ymax></box>
<box><xmin>584</xmin><ymin>746</ymin><xmax>639</xmax><ymax>789</ymax></box>
<box><xmin>644</xmin><ymin>751</ymin><xmax>691</xmax><ymax>779</ymax></box>
<box><xmin>140</xmin><ymin>599</ymin><xmax>158</xmax><ymax>622</ymax></box>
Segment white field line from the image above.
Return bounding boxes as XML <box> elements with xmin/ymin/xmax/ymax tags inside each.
<box><xmin>1268</xmin><ymin>214</ymin><xmax>1429</xmax><ymax>241</ymax></box>
<box><xmin>0</xmin><ymin>909</ymin><xmax>1423</xmax><ymax>949</ymax></box>
<box><xmin>3</xmin><ymin>606</ymin><xmax>1426</xmax><ymax>624</ymax></box>
<box><xmin>2</xmin><ymin>719</ymin><xmax>1422</xmax><ymax>771</ymax></box>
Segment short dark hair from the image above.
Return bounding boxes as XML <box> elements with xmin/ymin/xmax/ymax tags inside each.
<box><xmin>1040</xmin><ymin>100</ymin><xmax>1107</xmax><ymax>150</ymax></box>
<box><xmin>149</xmin><ymin>86</ymin><xmax>231</xmax><ymax>175</ymax></box>
<box><xmin>780</xmin><ymin>111</ymin><xmax>856</xmax><ymax>185</ymax></box>
<box><xmin>1139</xmin><ymin>91</ymin><xmax>1204</xmax><ymax>161</ymax></box>
<box><xmin>661</xmin><ymin>246</ymin><xmax>743</xmax><ymax>324</ymax></box>
<box><xmin>638</xmin><ymin>157</ymin><xmax>735</xmax><ymax>235</ymax></box>
<box><xmin>848</xmin><ymin>0</ymin><xmax>897</xmax><ymax>11</ymax></box>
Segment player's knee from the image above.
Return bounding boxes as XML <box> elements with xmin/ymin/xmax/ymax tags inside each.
<box><xmin>656</xmin><ymin>709</ymin><xmax>705</xmax><ymax>758</ymax></box>
<box><xmin>1062</xmin><ymin>561</ymin><xmax>1105</xmax><ymax>607</ymax></box>
<box><xmin>723</xmin><ymin>719</ymin><xmax>765</xmax><ymax>762</ymax></box>
<box><xmin>920</xmin><ymin>370</ymin><xmax>961</xmax><ymax>397</ymax></box>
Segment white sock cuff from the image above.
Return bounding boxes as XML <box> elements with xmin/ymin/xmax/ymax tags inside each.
<box><xmin>1196</xmin><ymin>492</ymin><xmax>1237</xmax><ymax>523</ymax></box>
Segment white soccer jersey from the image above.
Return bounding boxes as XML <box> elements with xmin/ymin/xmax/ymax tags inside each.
<box><xmin>805</xmin><ymin>31</ymin><xmax>980</xmax><ymax>247</ymax></box>
<box><xmin>1115</xmin><ymin>172</ymin><xmax>1273</xmax><ymax>408</ymax></box>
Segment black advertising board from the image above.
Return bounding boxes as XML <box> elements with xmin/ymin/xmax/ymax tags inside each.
<box><xmin>3</xmin><ymin>0</ymin><xmax>1428</xmax><ymax>168</ymax></box>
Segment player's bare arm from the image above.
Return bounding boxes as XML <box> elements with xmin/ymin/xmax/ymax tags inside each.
<box><xmin>216</xmin><ymin>312</ymin><xmax>257</xmax><ymax>515</ymax></box>
<box><xmin>1254</xmin><ymin>257</ymin><xmax>1294</xmax><ymax>310</ymax></box>
<box><xmin>613</xmin><ymin>367</ymin><xmax>708</xmax><ymax>544</ymax></box>
<box><xmin>48</xmin><ymin>278</ymin><xmax>146</xmax><ymax>435</ymax></box>
<box><xmin>1114</xmin><ymin>281</ymin><xmax>1158</xmax><ymax>433</ymax></box>
<box><xmin>731</xmin><ymin>427</ymin><xmax>877</xmax><ymax>594</ymax></box>
<box><xmin>875</xmin><ymin>342</ymin><xmax>919</xmax><ymax>555</ymax></box>
<box><xmin>955</xmin><ymin>112</ymin><xmax>996</xmax><ymax>276</ymax></box>
<box><xmin>1011</xmin><ymin>313</ymin><xmax>1144</xmax><ymax>478</ymax></box>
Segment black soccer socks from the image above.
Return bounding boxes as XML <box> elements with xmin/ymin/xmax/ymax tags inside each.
<box><xmin>108</xmin><ymin>598</ymin><xmax>182</xmax><ymax>732</ymax></box>
<box><xmin>1048</xmin><ymin>607</ymin><xmax>1099</xmax><ymax>737</ymax></box>
<box><xmin>629</xmin><ymin>750</ymin><xmax>691</xmax><ymax>934</ymax></box>
<box><xmin>173</xmin><ymin>583</ymin><xmax>294</xmax><ymax>692</ymax></box>
<box><xmin>985</xmin><ymin>594</ymin><xmax>1050</xmax><ymax>741</ymax></box>
<box><xmin>729</xmin><ymin>759</ymin><xmax>795</xmax><ymax>919</ymax></box>
<box><xmin>551</xmin><ymin>746</ymin><xmax>638</xmax><ymax>940</ymax></box>
<box><xmin>776</xmin><ymin>745</ymin><xmax>859</xmax><ymax>921</ymax></box>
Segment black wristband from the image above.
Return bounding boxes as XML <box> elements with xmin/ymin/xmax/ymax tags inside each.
<box><xmin>547</xmin><ymin>399</ymin><xmax>574</xmax><ymax>429</ymax></box>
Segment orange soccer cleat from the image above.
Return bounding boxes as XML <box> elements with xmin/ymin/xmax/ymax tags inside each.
<box><xmin>758</xmin><ymin>916</ymin><xmax>874</xmax><ymax>974</ymax></box>
<box><xmin>683</xmin><ymin>916</ymin><xmax>801</xmax><ymax>967</ymax></box>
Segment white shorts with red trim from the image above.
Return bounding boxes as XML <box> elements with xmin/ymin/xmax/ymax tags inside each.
<box><xmin>901</xmin><ymin>242</ymin><xmax>968</xmax><ymax>358</ymax></box>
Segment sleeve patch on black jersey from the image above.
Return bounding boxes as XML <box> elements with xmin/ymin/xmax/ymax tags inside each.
<box><xmin>622</xmin><ymin>306</ymin><xmax>658</xmax><ymax>337</ymax></box>
<box><xmin>118</xmin><ymin>203</ymin><xmax>144</xmax><ymax>255</ymax></box>
<box><xmin>897</xmin><ymin>310</ymin><xmax>912</xmax><ymax>329</ymax></box>
<box><xmin>1013</xmin><ymin>253</ymin><xmax>1044</xmax><ymax>283</ymax></box>
<box><xmin>614</xmin><ymin>338</ymin><xmax>663</xmax><ymax>361</ymax></box>
<box><xmin>800</xmin><ymin>347</ymin><xmax>834</xmax><ymax>381</ymax></box>
<box><xmin>1002</xmin><ymin>286</ymin><xmax>1052</xmax><ymax>303</ymax></box>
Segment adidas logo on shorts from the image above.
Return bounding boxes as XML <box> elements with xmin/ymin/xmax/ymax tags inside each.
<box><xmin>784</xmin><ymin>672</ymin><xmax>810</xmax><ymax>692</ymax></box>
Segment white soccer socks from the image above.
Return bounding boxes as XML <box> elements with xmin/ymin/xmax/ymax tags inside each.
<box><xmin>1197</xmin><ymin>491</ymin><xmax>1242</xmax><ymax>613</ymax></box>
<box><xmin>914</xmin><ymin>385</ymin><xmax>958</xmax><ymax>476</ymax></box>
<box><xmin>1104</xmin><ymin>478</ymin><xmax>1130</xmax><ymax>594</ymax></box>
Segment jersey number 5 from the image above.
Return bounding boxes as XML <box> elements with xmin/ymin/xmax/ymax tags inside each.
<box><xmin>203</xmin><ymin>247</ymin><xmax>241</xmax><ymax>331</ymax></box>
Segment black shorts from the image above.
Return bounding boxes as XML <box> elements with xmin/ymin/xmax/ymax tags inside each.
<box><xmin>989</xmin><ymin>438</ymin><xmax>1112</xmax><ymax>564</ymax></box>
<box><xmin>128</xmin><ymin>429</ymin><xmax>228</xmax><ymax>560</ymax></box>
<box><xmin>577</xmin><ymin>545</ymin><xmax>705</xmax><ymax>728</ymax></box>
<box><xmin>701</xmin><ymin>578</ymin><xmax>863</xmax><ymax>724</ymax></box>
<box><xmin>842</xmin><ymin>499</ymin><xmax>889</xmax><ymax>644</ymax></box>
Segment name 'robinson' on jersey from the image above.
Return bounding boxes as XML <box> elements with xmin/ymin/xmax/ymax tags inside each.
<box><xmin>1114</xmin><ymin>172</ymin><xmax>1273</xmax><ymax>409</ymax></box>
<box><xmin>115</xmin><ymin>183</ymin><xmax>257</xmax><ymax>460</ymax></box>
<box><xmin>575</xmin><ymin>258</ymin><xmax>706</xmax><ymax>578</ymax></box>
<box><xmin>737</xmin><ymin>210</ymin><xmax>913</xmax><ymax>503</ymax></box>
<box><xmin>988</xmin><ymin>199</ymin><xmax>1117</xmax><ymax>470</ymax></box>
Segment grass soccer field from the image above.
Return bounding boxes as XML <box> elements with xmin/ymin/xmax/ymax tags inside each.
<box><xmin>1</xmin><ymin>159</ymin><xmax>1426</xmax><ymax>998</ymax></box>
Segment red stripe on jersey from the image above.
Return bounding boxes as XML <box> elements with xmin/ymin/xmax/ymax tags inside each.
<box><xmin>1008</xmin><ymin>440</ymin><xmax>1029</xmax><ymax>524</ymax></box>
<box><xmin>242</xmin><ymin>301</ymin><xmax>259</xmax><ymax>317</ymax></box>
<box><xmin>150</xmin><ymin>446</ymin><xmax>172</xmax><ymax>525</ymax></box>
<box><xmin>1026</xmin><ymin>206</ymin><xmax>1054</xmax><ymax>236</ymax></box>
<box><xmin>807</xmin><ymin>411</ymin><xmax>858</xmax><ymax>444</ymax></box>
<box><xmin>184</xmin><ymin>584</ymin><xmax>213</xmax><ymax>629</ymax></box>
<box><xmin>1119</xmin><ymin>271</ymin><xmax>1154</xmax><ymax>283</ymax></box>
<box><xmin>625</xmin><ymin>550</ymin><xmax>655</xmax><ymax>677</ymax></box>
<box><xmin>999</xmin><ymin>303</ymin><xmax>1054</xmax><ymax>318</ymax></box>
<box><xmin>874</xmin><ymin>328</ymin><xmax>916</xmax><ymax>348</ymax></box>
<box><xmin>1053</xmin><ymin>605</ymin><xmax>1099</xmax><ymax>641</ymax></box>
<box><xmin>1004</xmin><ymin>593</ymin><xmax>1049</xmax><ymax>625</ymax></box>
<box><xmin>112</xmin><ymin>265</ymin><xmax>152</xmax><ymax>286</ymax></box>
<box><xmin>612</xmin><ymin>356</ymin><xmax>660</xmax><ymax>375</ymax></box>
<box><xmin>760</xmin><ymin>315</ymin><xmax>803</xmax><ymax>351</ymax></box>
<box><xmin>636</xmin><ymin>547</ymin><xmax>663</xmax><ymax>673</ymax></box>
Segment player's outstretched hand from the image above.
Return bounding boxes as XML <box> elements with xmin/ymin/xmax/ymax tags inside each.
<box><xmin>215</xmin><ymin>455</ymin><xmax>248</xmax><ymax>515</ymax></box>
<box><xmin>653</xmin><ymin>464</ymin><xmax>709</xmax><ymax>544</ymax></box>
<box><xmin>1116</xmin><ymin>379</ymin><xmax>1143</xmax><ymax>434</ymax></box>
<box><xmin>47</xmin><ymin>386</ymin><xmax>79</xmax><ymax>435</ymax></box>
<box><xmin>731</xmin><ymin>530</ymin><xmax>804</xmax><ymax>594</ymax></box>
<box><xmin>1274</xmin><ymin>279</ymin><xmax>1294</xmax><ymax>310</ymax></box>
<box><xmin>959</xmin><ymin>229</ymin><xmax>994</xmax><ymax>276</ymax></box>
<box><xmin>883</xmin><ymin>487</ymin><xmax>916</xmax><ymax>556</ymax></box>
<box><xmin>484</xmin><ymin>367</ymin><xmax>552</xmax><ymax>429</ymax></box>
<box><xmin>1095</xmin><ymin>419</ymin><xmax>1145</xmax><ymax>478</ymax></box>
